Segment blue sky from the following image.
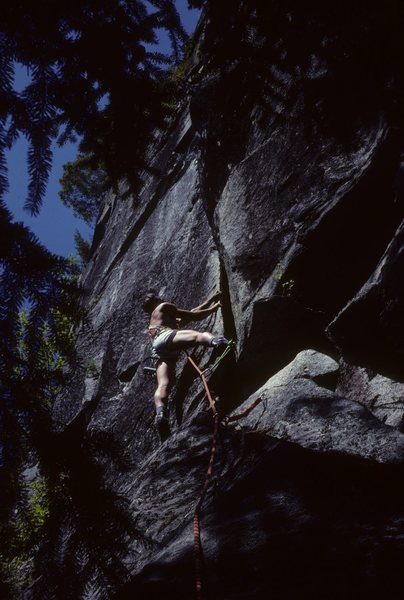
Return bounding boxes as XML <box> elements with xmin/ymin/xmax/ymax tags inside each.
<box><xmin>5</xmin><ymin>1</ymin><xmax>201</xmax><ymax>258</ymax></box>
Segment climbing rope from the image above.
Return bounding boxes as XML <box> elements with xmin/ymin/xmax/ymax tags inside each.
<box><xmin>187</xmin><ymin>353</ymin><xmax>220</xmax><ymax>600</ymax></box>
<box><xmin>202</xmin><ymin>340</ymin><xmax>236</xmax><ymax>377</ymax></box>
<box><xmin>192</xmin><ymin>412</ymin><xmax>220</xmax><ymax>600</ymax></box>
<box><xmin>225</xmin><ymin>394</ymin><xmax>264</xmax><ymax>423</ymax></box>
<box><xmin>187</xmin><ymin>341</ymin><xmax>264</xmax><ymax>599</ymax></box>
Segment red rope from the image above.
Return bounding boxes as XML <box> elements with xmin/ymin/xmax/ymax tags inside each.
<box><xmin>226</xmin><ymin>395</ymin><xmax>264</xmax><ymax>422</ymax></box>
<box><xmin>193</xmin><ymin>413</ymin><xmax>219</xmax><ymax>600</ymax></box>
<box><xmin>187</xmin><ymin>353</ymin><xmax>263</xmax><ymax>599</ymax></box>
<box><xmin>187</xmin><ymin>354</ymin><xmax>217</xmax><ymax>415</ymax></box>
<box><xmin>187</xmin><ymin>355</ymin><xmax>219</xmax><ymax>600</ymax></box>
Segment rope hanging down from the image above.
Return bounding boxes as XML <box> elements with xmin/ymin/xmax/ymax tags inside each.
<box><xmin>187</xmin><ymin>354</ymin><xmax>219</xmax><ymax>600</ymax></box>
<box><xmin>187</xmin><ymin>341</ymin><xmax>264</xmax><ymax>599</ymax></box>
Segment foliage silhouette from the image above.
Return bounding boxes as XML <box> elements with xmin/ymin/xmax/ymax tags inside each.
<box><xmin>0</xmin><ymin>199</ymin><xmax>82</xmax><ymax>595</ymax></box>
<box><xmin>0</xmin><ymin>4</ymin><xmax>191</xmax><ymax>593</ymax></box>
<box><xmin>59</xmin><ymin>154</ymin><xmax>108</xmax><ymax>226</ymax></box>
<box><xmin>1</xmin><ymin>0</ymin><xmax>188</xmax><ymax>213</ymax></box>
<box><xmin>29</xmin><ymin>428</ymin><xmax>147</xmax><ymax>600</ymax></box>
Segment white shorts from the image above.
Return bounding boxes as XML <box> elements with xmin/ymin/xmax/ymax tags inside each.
<box><xmin>152</xmin><ymin>328</ymin><xmax>180</xmax><ymax>360</ymax></box>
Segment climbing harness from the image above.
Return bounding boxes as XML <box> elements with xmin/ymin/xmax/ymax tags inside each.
<box><xmin>142</xmin><ymin>340</ymin><xmax>235</xmax><ymax>380</ymax></box>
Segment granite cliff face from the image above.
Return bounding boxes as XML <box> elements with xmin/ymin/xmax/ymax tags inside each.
<box><xmin>40</xmin><ymin>2</ymin><xmax>404</xmax><ymax>598</ymax></box>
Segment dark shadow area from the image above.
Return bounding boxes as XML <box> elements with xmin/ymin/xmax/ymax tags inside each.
<box><xmin>328</xmin><ymin>268</ymin><xmax>404</xmax><ymax>383</ymax></box>
<box><xmin>118</xmin><ymin>362</ymin><xmax>140</xmax><ymax>383</ymax></box>
<box><xmin>173</xmin><ymin>359</ymin><xmax>199</xmax><ymax>426</ymax></box>
<box><xmin>219</xmin><ymin>261</ymin><xmax>238</xmax><ymax>345</ymax></box>
<box><xmin>310</xmin><ymin>369</ymin><xmax>339</xmax><ymax>391</ymax></box>
<box><xmin>284</xmin><ymin>131</ymin><xmax>404</xmax><ymax>318</ymax></box>
<box><xmin>236</xmin><ymin>296</ymin><xmax>336</xmax><ymax>400</ymax></box>
<box><xmin>203</xmin><ymin>346</ymin><xmax>239</xmax><ymax>416</ymax></box>
<box><xmin>209</xmin><ymin>438</ymin><xmax>404</xmax><ymax>600</ymax></box>
<box><xmin>157</xmin><ymin>419</ymin><xmax>171</xmax><ymax>442</ymax></box>
<box><xmin>29</xmin><ymin>426</ymin><xmax>147</xmax><ymax>600</ymax></box>
<box><xmin>115</xmin><ymin>430</ymin><xmax>404</xmax><ymax>600</ymax></box>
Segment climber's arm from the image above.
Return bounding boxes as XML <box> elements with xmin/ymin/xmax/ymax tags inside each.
<box><xmin>176</xmin><ymin>302</ymin><xmax>221</xmax><ymax>323</ymax></box>
<box><xmin>191</xmin><ymin>291</ymin><xmax>222</xmax><ymax>312</ymax></box>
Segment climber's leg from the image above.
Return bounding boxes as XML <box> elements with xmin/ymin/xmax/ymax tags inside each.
<box><xmin>171</xmin><ymin>329</ymin><xmax>212</xmax><ymax>347</ymax></box>
<box><xmin>170</xmin><ymin>330</ymin><xmax>229</xmax><ymax>349</ymax></box>
<box><xmin>154</xmin><ymin>360</ymin><xmax>174</xmax><ymax>423</ymax></box>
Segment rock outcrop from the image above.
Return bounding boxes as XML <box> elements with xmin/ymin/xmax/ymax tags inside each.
<box><xmin>37</xmin><ymin>2</ymin><xmax>404</xmax><ymax>599</ymax></box>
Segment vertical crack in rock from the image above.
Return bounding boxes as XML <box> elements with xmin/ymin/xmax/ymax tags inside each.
<box><xmin>219</xmin><ymin>259</ymin><xmax>238</xmax><ymax>344</ymax></box>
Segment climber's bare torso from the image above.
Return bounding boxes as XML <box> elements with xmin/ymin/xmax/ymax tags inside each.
<box><xmin>143</xmin><ymin>291</ymin><xmax>227</xmax><ymax>427</ymax></box>
<box><xmin>149</xmin><ymin>303</ymin><xmax>179</xmax><ymax>330</ymax></box>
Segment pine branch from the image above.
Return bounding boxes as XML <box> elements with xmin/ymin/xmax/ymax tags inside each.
<box><xmin>0</xmin><ymin>126</ymin><xmax>9</xmax><ymax>199</ymax></box>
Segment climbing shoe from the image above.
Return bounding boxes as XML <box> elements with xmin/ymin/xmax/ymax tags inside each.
<box><xmin>210</xmin><ymin>336</ymin><xmax>229</xmax><ymax>348</ymax></box>
<box><xmin>155</xmin><ymin>405</ymin><xmax>169</xmax><ymax>426</ymax></box>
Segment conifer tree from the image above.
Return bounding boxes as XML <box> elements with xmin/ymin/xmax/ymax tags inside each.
<box><xmin>0</xmin><ymin>3</ymin><xmax>191</xmax><ymax>593</ymax></box>
<box><xmin>1</xmin><ymin>0</ymin><xmax>187</xmax><ymax>214</ymax></box>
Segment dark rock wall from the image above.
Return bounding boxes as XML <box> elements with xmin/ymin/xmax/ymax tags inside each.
<box><xmin>44</xmin><ymin>2</ymin><xmax>404</xmax><ymax>599</ymax></box>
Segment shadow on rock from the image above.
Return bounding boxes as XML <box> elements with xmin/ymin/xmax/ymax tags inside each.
<box><xmin>116</xmin><ymin>432</ymin><xmax>404</xmax><ymax>600</ymax></box>
<box><xmin>30</xmin><ymin>427</ymin><xmax>148</xmax><ymax>600</ymax></box>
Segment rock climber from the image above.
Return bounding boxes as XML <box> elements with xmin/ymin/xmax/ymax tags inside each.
<box><xmin>142</xmin><ymin>291</ymin><xmax>228</xmax><ymax>425</ymax></box>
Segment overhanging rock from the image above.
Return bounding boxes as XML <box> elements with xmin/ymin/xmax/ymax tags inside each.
<box><xmin>232</xmin><ymin>350</ymin><xmax>404</xmax><ymax>464</ymax></box>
